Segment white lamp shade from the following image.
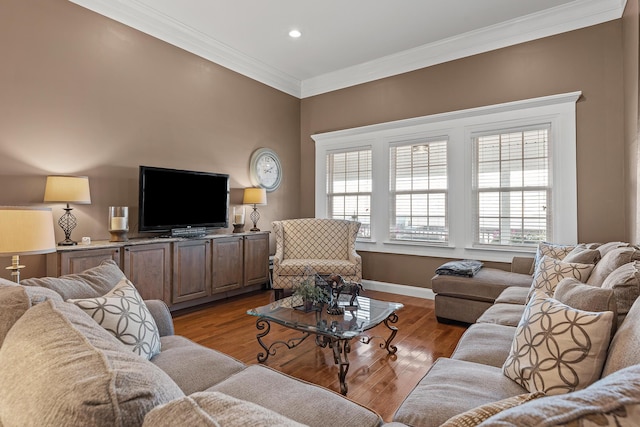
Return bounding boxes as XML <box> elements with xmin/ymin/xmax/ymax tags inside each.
<box><xmin>243</xmin><ymin>187</ymin><xmax>267</xmax><ymax>205</ymax></box>
<box><xmin>0</xmin><ymin>207</ymin><xmax>57</xmax><ymax>255</ymax></box>
<box><xmin>44</xmin><ymin>176</ymin><xmax>91</xmax><ymax>204</ymax></box>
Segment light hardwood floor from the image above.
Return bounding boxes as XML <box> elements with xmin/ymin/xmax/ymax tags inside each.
<box><xmin>172</xmin><ymin>289</ymin><xmax>468</xmax><ymax>422</ymax></box>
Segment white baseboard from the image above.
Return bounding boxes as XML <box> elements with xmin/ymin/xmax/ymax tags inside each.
<box><xmin>362</xmin><ymin>280</ymin><xmax>435</xmax><ymax>300</ymax></box>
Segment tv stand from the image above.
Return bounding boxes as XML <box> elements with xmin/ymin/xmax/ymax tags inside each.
<box><xmin>46</xmin><ymin>232</ymin><xmax>270</xmax><ymax>311</ymax></box>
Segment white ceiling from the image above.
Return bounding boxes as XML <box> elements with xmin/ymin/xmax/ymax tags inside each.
<box><xmin>70</xmin><ymin>0</ymin><xmax>626</xmax><ymax>98</ymax></box>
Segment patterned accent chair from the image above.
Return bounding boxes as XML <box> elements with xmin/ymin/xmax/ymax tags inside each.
<box><xmin>271</xmin><ymin>218</ymin><xmax>362</xmax><ymax>299</ymax></box>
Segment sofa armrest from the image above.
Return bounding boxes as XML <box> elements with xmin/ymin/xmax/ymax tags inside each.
<box><xmin>511</xmin><ymin>257</ymin><xmax>534</xmax><ymax>275</ymax></box>
<box><xmin>144</xmin><ymin>299</ymin><xmax>174</xmax><ymax>337</ymax></box>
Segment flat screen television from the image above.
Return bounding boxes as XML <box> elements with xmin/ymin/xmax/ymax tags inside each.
<box><xmin>138</xmin><ymin>165</ymin><xmax>229</xmax><ymax>233</ymax></box>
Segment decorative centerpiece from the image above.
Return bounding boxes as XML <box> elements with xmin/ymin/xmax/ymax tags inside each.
<box><xmin>292</xmin><ymin>276</ymin><xmax>329</xmax><ymax>312</ymax></box>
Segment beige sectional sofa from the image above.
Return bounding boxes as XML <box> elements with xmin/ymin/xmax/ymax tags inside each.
<box><xmin>392</xmin><ymin>242</ymin><xmax>640</xmax><ymax>426</ymax></box>
<box><xmin>2</xmin><ymin>242</ymin><xmax>640</xmax><ymax>426</ymax></box>
<box><xmin>0</xmin><ymin>260</ymin><xmax>383</xmax><ymax>426</ymax></box>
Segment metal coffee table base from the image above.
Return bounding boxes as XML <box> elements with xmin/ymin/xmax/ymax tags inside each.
<box><xmin>254</xmin><ymin>313</ymin><xmax>399</xmax><ymax>395</ymax></box>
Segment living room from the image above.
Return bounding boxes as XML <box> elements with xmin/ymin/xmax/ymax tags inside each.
<box><xmin>2</xmin><ymin>1</ymin><xmax>640</xmax><ymax>426</ymax></box>
<box><xmin>1</xmin><ymin>0</ymin><xmax>638</xmax><ymax>286</ymax></box>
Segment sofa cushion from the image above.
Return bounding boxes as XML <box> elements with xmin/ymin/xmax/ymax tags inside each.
<box><xmin>276</xmin><ymin>259</ymin><xmax>360</xmax><ymax>278</ymax></box>
<box><xmin>502</xmin><ymin>293</ymin><xmax>614</xmax><ymax>395</ymax></box>
<box><xmin>69</xmin><ymin>278</ymin><xmax>161</xmax><ymax>360</ymax></box>
<box><xmin>20</xmin><ymin>259</ymin><xmax>125</xmax><ymax>300</ymax></box>
<box><xmin>210</xmin><ymin>364</ymin><xmax>382</xmax><ymax>427</ymax></box>
<box><xmin>0</xmin><ymin>282</ymin><xmax>62</xmax><ymax>348</ymax></box>
<box><xmin>602</xmin><ymin>295</ymin><xmax>640</xmax><ymax>377</ymax></box>
<box><xmin>451</xmin><ymin>323</ymin><xmax>517</xmax><ymax>368</ymax></box>
<box><xmin>586</xmin><ymin>247</ymin><xmax>640</xmax><ymax>287</ymax></box>
<box><xmin>476</xmin><ymin>303</ymin><xmax>526</xmax><ymax>327</ymax></box>
<box><xmin>477</xmin><ymin>364</ymin><xmax>640</xmax><ymax>427</ymax></box>
<box><xmin>0</xmin><ymin>299</ymin><xmax>184</xmax><ymax>426</ymax></box>
<box><xmin>394</xmin><ymin>358</ymin><xmax>527</xmax><ymax>427</ymax></box>
<box><xmin>152</xmin><ymin>335</ymin><xmax>246</xmax><ymax>395</ymax></box>
<box><xmin>432</xmin><ymin>268</ymin><xmax>533</xmax><ymax>302</ymax></box>
<box><xmin>600</xmin><ymin>261</ymin><xmax>640</xmax><ymax>324</ymax></box>
<box><xmin>143</xmin><ymin>391</ymin><xmax>305</xmax><ymax>427</ymax></box>
<box><xmin>494</xmin><ymin>286</ymin><xmax>529</xmax><ymax>305</ymax></box>
<box><xmin>527</xmin><ymin>256</ymin><xmax>594</xmax><ymax>300</ymax></box>
<box><xmin>440</xmin><ymin>392</ymin><xmax>545</xmax><ymax>427</ymax></box>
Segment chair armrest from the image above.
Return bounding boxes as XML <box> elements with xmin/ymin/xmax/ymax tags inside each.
<box><xmin>144</xmin><ymin>299</ymin><xmax>174</xmax><ymax>337</ymax></box>
<box><xmin>511</xmin><ymin>256</ymin><xmax>534</xmax><ymax>275</ymax></box>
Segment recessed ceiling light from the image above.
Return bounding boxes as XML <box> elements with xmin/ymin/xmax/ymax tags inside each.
<box><xmin>289</xmin><ymin>29</ymin><xmax>302</xmax><ymax>38</ymax></box>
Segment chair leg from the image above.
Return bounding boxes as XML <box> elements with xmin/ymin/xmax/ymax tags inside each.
<box><xmin>274</xmin><ymin>289</ymin><xmax>284</xmax><ymax>300</ymax></box>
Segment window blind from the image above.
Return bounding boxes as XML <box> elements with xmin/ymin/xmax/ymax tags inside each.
<box><xmin>473</xmin><ymin>125</ymin><xmax>551</xmax><ymax>247</ymax></box>
<box><xmin>326</xmin><ymin>148</ymin><xmax>372</xmax><ymax>238</ymax></box>
<box><xmin>389</xmin><ymin>138</ymin><xmax>448</xmax><ymax>243</ymax></box>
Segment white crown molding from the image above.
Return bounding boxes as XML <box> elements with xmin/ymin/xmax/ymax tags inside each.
<box><xmin>301</xmin><ymin>0</ymin><xmax>626</xmax><ymax>98</ymax></box>
<box><xmin>69</xmin><ymin>0</ymin><xmax>625</xmax><ymax>99</ymax></box>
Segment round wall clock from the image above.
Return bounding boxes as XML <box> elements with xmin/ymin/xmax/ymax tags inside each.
<box><xmin>249</xmin><ymin>148</ymin><xmax>282</xmax><ymax>192</ymax></box>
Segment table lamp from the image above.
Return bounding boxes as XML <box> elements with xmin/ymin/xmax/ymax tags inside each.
<box><xmin>44</xmin><ymin>175</ymin><xmax>91</xmax><ymax>246</ymax></box>
<box><xmin>0</xmin><ymin>206</ymin><xmax>57</xmax><ymax>283</ymax></box>
<box><xmin>243</xmin><ymin>187</ymin><xmax>267</xmax><ymax>231</ymax></box>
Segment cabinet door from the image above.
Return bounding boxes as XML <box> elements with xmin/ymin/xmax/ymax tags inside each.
<box><xmin>243</xmin><ymin>233</ymin><xmax>269</xmax><ymax>287</ymax></box>
<box><xmin>211</xmin><ymin>236</ymin><xmax>243</xmax><ymax>294</ymax></box>
<box><xmin>172</xmin><ymin>239</ymin><xmax>211</xmax><ymax>304</ymax></box>
<box><xmin>55</xmin><ymin>248</ymin><xmax>121</xmax><ymax>276</ymax></box>
<box><xmin>122</xmin><ymin>243</ymin><xmax>171</xmax><ymax>304</ymax></box>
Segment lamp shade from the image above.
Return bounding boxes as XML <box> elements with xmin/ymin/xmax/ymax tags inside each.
<box><xmin>44</xmin><ymin>176</ymin><xmax>91</xmax><ymax>204</ymax></box>
<box><xmin>0</xmin><ymin>207</ymin><xmax>56</xmax><ymax>255</ymax></box>
<box><xmin>243</xmin><ymin>187</ymin><xmax>267</xmax><ymax>205</ymax></box>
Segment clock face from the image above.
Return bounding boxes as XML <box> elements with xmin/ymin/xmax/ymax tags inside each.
<box><xmin>250</xmin><ymin>148</ymin><xmax>282</xmax><ymax>191</ymax></box>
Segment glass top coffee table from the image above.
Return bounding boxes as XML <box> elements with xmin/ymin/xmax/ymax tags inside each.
<box><xmin>247</xmin><ymin>295</ymin><xmax>403</xmax><ymax>395</ymax></box>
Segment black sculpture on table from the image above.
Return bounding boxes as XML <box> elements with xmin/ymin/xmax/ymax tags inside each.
<box><xmin>319</xmin><ymin>274</ymin><xmax>364</xmax><ymax>315</ymax></box>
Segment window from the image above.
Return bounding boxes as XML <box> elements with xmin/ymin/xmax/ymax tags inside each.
<box><xmin>326</xmin><ymin>148</ymin><xmax>372</xmax><ymax>238</ymax></box>
<box><xmin>389</xmin><ymin>138</ymin><xmax>448</xmax><ymax>243</ymax></box>
<box><xmin>313</xmin><ymin>92</ymin><xmax>579</xmax><ymax>262</ymax></box>
<box><xmin>473</xmin><ymin>125</ymin><xmax>550</xmax><ymax>248</ymax></box>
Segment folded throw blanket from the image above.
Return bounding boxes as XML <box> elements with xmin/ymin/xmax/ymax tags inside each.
<box><xmin>435</xmin><ymin>260</ymin><xmax>483</xmax><ymax>277</ymax></box>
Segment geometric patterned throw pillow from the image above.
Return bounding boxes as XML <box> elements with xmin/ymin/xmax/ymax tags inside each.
<box><xmin>527</xmin><ymin>256</ymin><xmax>595</xmax><ymax>301</ymax></box>
<box><xmin>69</xmin><ymin>278</ymin><xmax>161</xmax><ymax>360</ymax></box>
<box><xmin>531</xmin><ymin>242</ymin><xmax>577</xmax><ymax>275</ymax></box>
<box><xmin>502</xmin><ymin>292</ymin><xmax>614</xmax><ymax>396</ymax></box>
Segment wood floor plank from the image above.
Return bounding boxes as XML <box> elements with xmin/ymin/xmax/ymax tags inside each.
<box><xmin>172</xmin><ymin>289</ymin><xmax>467</xmax><ymax>422</ymax></box>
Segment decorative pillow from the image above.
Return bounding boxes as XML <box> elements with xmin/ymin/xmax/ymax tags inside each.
<box><xmin>21</xmin><ymin>259</ymin><xmax>125</xmax><ymax>300</ymax></box>
<box><xmin>69</xmin><ymin>278</ymin><xmax>161</xmax><ymax>360</ymax></box>
<box><xmin>553</xmin><ymin>278</ymin><xmax>617</xmax><ymax>314</ymax></box>
<box><xmin>600</xmin><ymin>261</ymin><xmax>640</xmax><ymax>324</ymax></box>
<box><xmin>562</xmin><ymin>244</ymin><xmax>601</xmax><ymax>265</ymax></box>
<box><xmin>527</xmin><ymin>256</ymin><xmax>594</xmax><ymax>301</ymax></box>
<box><xmin>531</xmin><ymin>242</ymin><xmax>577</xmax><ymax>275</ymax></box>
<box><xmin>502</xmin><ymin>292</ymin><xmax>614</xmax><ymax>395</ymax></box>
<box><xmin>142</xmin><ymin>391</ymin><xmax>306</xmax><ymax>427</ymax></box>
<box><xmin>0</xmin><ymin>284</ymin><xmax>62</xmax><ymax>348</ymax></box>
<box><xmin>0</xmin><ymin>300</ymin><xmax>183</xmax><ymax>426</ymax></box>
<box><xmin>440</xmin><ymin>392</ymin><xmax>545</xmax><ymax>427</ymax></box>
<box><xmin>479</xmin><ymin>364</ymin><xmax>640</xmax><ymax>426</ymax></box>
<box><xmin>586</xmin><ymin>247</ymin><xmax>640</xmax><ymax>287</ymax></box>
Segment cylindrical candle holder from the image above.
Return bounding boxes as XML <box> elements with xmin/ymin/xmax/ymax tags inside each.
<box><xmin>232</xmin><ymin>206</ymin><xmax>245</xmax><ymax>233</ymax></box>
<box><xmin>108</xmin><ymin>206</ymin><xmax>129</xmax><ymax>242</ymax></box>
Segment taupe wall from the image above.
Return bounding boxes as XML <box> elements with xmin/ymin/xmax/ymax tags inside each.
<box><xmin>301</xmin><ymin>20</ymin><xmax>629</xmax><ymax>287</ymax></box>
<box><xmin>624</xmin><ymin>0</ymin><xmax>640</xmax><ymax>244</ymax></box>
<box><xmin>0</xmin><ymin>0</ymin><xmax>301</xmax><ymax>280</ymax></box>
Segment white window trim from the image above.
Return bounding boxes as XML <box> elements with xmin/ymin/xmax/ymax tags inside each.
<box><xmin>313</xmin><ymin>91</ymin><xmax>580</xmax><ymax>262</ymax></box>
